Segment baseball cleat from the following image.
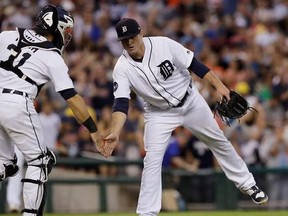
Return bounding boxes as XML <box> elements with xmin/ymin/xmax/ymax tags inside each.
<box><xmin>246</xmin><ymin>185</ymin><xmax>269</xmax><ymax>205</ymax></box>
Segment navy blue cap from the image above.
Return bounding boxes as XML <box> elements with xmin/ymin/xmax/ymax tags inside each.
<box><xmin>115</xmin><ymin>18</ymin><xmax>141</xmax><ymax>41</ymax></box>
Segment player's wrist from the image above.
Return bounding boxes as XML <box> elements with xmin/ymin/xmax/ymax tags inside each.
<box><xmin>82</xmin><ymin>116</ymin><xmax>98</xmax><ymax>133</ymax></box>
<box><xmin>110</xmin><ymin>131</ymin><xmax>120</xmax><ymax>137</ymax></box>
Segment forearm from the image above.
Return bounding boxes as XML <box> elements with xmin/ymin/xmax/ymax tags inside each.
<box><xmin>172</xmin><ymin>157</ymin><xmax>199</xmax><ymax>171</ymax></box>
<box><xmin>66</xmin><ymin>94</ymin><xmax>91</xmax><ymax>123</ymax></box>
<box><xmin>203</xmin><ymin>70</ymin><xmax>230</xmax><ymax>98</ymax></box>
<box><xmin>111</xmin><ymin>111</ymin><xmax>127</xmax><ymax>135</ymax></box>
<box><xmin>203</xmin><ymin>70</ymin><xmax>226</xmax><ymax>89</ymax></box>
<box><xmin>172</xmin><ymin>157</ymin><xmax>190</xmax><ymax>169</ymax></box>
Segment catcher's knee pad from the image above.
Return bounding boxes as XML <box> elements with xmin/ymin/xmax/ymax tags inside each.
<box><xmin>0</xmin><ymin>154</ymin><xmax>19</xmax><ymax>182</ymax></box>
<box><xmin>21</xmin><ymin>148</ymin><xmax>56</xmax><ymax>216</ymax></box>
<box><xmin>46</xmin><ymin>148</ymin><xmax>56</xmax><ymax>174</ymax></box>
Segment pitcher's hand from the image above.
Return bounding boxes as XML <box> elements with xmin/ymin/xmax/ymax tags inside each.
<box><xmin>217</xmin><ymin>85</ymin><xmax>230</xmax><ymax>101</ymax></box>
<box><xmin>103</xmin><ymin>133</ymin><xmax>119</xmax><ymax>157</ymax></box>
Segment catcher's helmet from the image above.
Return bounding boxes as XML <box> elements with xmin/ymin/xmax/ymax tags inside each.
<box><xmin>35</xmin><ymin>5</ymin><xmax>74</xmax><ymax>49</ymax></box>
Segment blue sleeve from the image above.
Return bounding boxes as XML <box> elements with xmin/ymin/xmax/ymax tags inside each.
<box><xmin>112</xmin><ymin>97</ymin><xmax>129</xmax><ymax>115</ymax></box>
<box><xmin>59</xmin><ymin>88</ymin><xmax>77</xmax><ymax>100</ymax></box>
<box><xmin>188</xmin><ymin>57</ymin><xmax>210</xmax><ymax>78</ymax></box>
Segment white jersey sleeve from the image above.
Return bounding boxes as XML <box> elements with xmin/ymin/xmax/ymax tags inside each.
<box><xmin>166</xmin><ymin>37</ymin><xmax>194</xmax><ymax>69</ymax></box>
<box><xmin>113</xmin><ymin>58</ymin><xmax>131</xmax><ymax>99</ymax></box>
<box><xmin>46</xmin><ymin>54</ymin><xmax>74</xmax><ymax>92</ymax></box>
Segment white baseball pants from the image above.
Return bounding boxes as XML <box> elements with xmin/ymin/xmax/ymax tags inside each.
<box><xmin>7</xmin><ymin>146</ymin><xmax>25</xmax><ymax>211</ymax></box>
<box><xmin>136</xmin><ymin>86</ymin><xmax>255</xmax><ymax>216</ymax></box>
<box><xmin>0</xmin><ymin>93</ymin><xmax>49</xmax><ymax>216</ymax></box>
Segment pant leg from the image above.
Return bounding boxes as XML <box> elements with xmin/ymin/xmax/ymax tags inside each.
<box><xmin>0</xmin><ymin>126</ymin><xmax>14</xmax><ymax>173</ymax></box>
<box><xmin>7</xmin><ymin>146</ymin><xmax>25</xmax><ymax>210</ymax></box>
<box><xmin>136</xmin><ymin>107</ymin><xmax>181</xmax><ymax>216</ymax></box>
<box><xmin>0</xmin><ymin>95</ymin><xmax>47</xmax><ymax>216</ymax></box>
<box><xmin>183</xmin><ymin>88</ymin><xmax>255</xmax><ymax>190</ymax></box>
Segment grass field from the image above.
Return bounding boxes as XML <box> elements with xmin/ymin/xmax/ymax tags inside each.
<box><xmin>2</xmin><ymin>211</ymin><xmax>287</xmax><ymax>216</ymax></box>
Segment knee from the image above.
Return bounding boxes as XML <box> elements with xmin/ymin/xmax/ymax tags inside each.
<box><xmin>143</xmin><ymin>151</ymin><xmax>164</xmax><ymax>168</ymax></box>
<box><xmin>0</xmin><ymin>154</ymin><xmax>19</xmax><ymax>181</ymax></box>
<box><xmin>21</xmin><ymin>149</ymin><xmax>56</xmax><ymax>216</ymax></box>
<box><xmin>46</xmin><ymin>148</ymin><xmax>56</xmax><ymax>174</ymax></box>
<box><xmin>25</xmin><ymin>148</ymin><xmax>57</xmax><ymax>180</ymax></box>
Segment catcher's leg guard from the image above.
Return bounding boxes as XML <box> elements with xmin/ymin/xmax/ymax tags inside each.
<box><xmin>21</xmin><ymin>148</ymin><xmax>56</xmax><ymax>216</ymax></box>
<box><xmin>0</xmin><ymin>154</ymin><xmax>19</xmax><ymax>181</ymax></box>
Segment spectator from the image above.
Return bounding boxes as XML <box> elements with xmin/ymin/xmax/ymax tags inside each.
<box><xmin>91</xmin><ymin>63</ymin><xmax>114</xmax><ymax>113</ymax></box>
<box><xmin>163</xmin><ymin>127</ymin><xmax>199</xmax><ymax>172</ymax></box>
<box><xmin>259</xmin><ymin>120</ymin><xmax>288</xmax><ymax>209</ymax></box>
<box><xmin>57</xmin><ymin>128</ymin><xmax>80</xmax><ymax>158</ymax></box>
<box><xmin>224</xmin><ymin>81</ymin><xmax>267</xmax><ymax>168</ymax></box>
<box><xmin>39</xmin><ymin>102</ymin><xmax>62</xmax><ymax>153</ymax></box>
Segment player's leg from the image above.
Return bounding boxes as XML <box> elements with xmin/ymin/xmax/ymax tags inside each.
<box><xmin>5</xmin><ymin>98</ymin><xmax>56</xmax><ymax>216</ymax></box>
<box><xmin>183</xmin><ymin>87</ymin><xmax>268</xmax><ymax>204</ymax></box>
<box><xmin>6</xmin><ymin>146</ymin><xmax>25</xmax><ymax>213</ymax></box>
<box><xmin>0</xmin><ymin>127</ymin><xmax>19</xmax><ymax>182</ymax></box>
<box><xmin>136</xmin><ymin>108</ymin><xmax>181</xmax><ymax>216</ymax></box>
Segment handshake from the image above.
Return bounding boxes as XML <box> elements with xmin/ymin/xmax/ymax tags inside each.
<box><xmin>90</xmin><ymin>131</ymin><xmax>118</xmax><ymax>157</ymax></box>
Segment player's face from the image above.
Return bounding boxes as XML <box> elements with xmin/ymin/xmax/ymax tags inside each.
<box><xmin>120</xmin><ymin>34</ymin><xmax>144</xmax><ymax>59</ymax></box>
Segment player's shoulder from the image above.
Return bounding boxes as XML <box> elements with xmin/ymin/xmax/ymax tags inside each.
<box><xmin>113</xmin><ymin>53</ymin><xmax>135</xmax><ymax>77</ymax></box>
<box><xmin>144</xmin><ymin>36</ymin><xmax>170</xmax><ymax>43</ymax></box>
<box><xmin>144</xmin><ymin>36</ymin><xmax>177</xmax><ymax>48</ymax></box>
<box><xmin>0</xmin><ymin>29</ymin><xmax>17</xmax><ymax>35</ymax></box>
<box><xmin>114</xmin><ymin>54</ymin><xmax>128</xmax><ymax>70</ymax></box>
<box><xmin>0</xmin><ymin>29</ymin><xmax>18</xmax><ymax>40</ymax></box>
<box><xmin>0</xmin><ymin>30</ymin><xmax>18</xmax><ymax>50</ymax></box>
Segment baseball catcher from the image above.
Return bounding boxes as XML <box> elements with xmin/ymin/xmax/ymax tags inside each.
<box><xmin>215</xmin><ymin>90</ymin><xmax>258</xmax><ymax>126</ymax></box>
<box><xmin>0</xmin><ymin>5</ymin><xmax>103</xmax><ymax>215</ymax></box>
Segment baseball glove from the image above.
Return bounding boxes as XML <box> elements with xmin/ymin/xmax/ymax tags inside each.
<box><xmin>215</xmin><ymin>90</ymin><xmax>257</xmax><ymax>126</ymax></box>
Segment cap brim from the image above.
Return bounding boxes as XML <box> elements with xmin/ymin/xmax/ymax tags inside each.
<box><xmin>117</xmin><ymin>32</ymin><xmax>140</xmax><ymax>41</ymax></box>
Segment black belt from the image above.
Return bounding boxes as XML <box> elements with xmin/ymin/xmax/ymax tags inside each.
<box><xmin>2</xmin><ymin>88</ymin><xmax>29</xmax><ymax>97</ymax></box>
<box><xmin>175</xmin><ymin>90</ymin><xmax>189</xmax><ymax>108</ymax></box>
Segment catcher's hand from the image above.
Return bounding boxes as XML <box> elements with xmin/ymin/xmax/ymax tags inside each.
<box><xmin>215</xmin><ymin>90</ymin><xmax>257</xmax><ymax>126</ymax></box>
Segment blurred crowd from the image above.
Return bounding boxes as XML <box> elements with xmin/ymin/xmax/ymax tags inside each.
<box><xmin>1</xmin><ymin>0</ymin><xmax>288</xmax><ymax>202</ymax></box>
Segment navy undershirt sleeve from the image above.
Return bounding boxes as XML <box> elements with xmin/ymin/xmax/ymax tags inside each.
<box><xmin>112</xmin><ymin>98</ymin><xmax>129</xmax><ymax>115</ymax></box>
<box><xmin>188</xmin><ymin>57</ymin><xmax>210</xmax><ymax>78</ymax></box>
<box><xmin>59</xmin><ymin>88</ymin><xmax>77</xmax><ymax>100</ymax></box>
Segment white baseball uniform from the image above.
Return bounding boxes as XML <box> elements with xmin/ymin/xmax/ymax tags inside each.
<box><xmin>6</xmin><ymin>146</ymin><xmax>25</xmax><ymax>212</ymax></box>
<box><xmin>0</xmin><ymin>28</ymin><xmax>73</xmax><ymax>215</ymax></box>
<box><xmin>113</xmin><ymin>36</ymin><xmax>256</xmax><ymax>216</ymax></box>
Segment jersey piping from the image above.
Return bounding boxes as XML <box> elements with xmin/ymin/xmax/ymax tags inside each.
<box><xmin>123</xmin><ymin>53</ymin><xmax>172</xmax><ymax>107</ymax></box>
<box><xmin>146</xmin><ymin>37</ymin><xmax>182</xmax><ymax>106</ymax></box>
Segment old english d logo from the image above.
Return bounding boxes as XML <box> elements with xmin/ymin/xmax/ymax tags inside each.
<box><xmin>157</xmin><ymin>60</ymin><xmax>174</xmax><ymax>80</ymax></box>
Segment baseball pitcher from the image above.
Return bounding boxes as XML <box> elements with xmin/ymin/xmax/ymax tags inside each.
<box><xmin>103</xmin><ymin>18</ymin><xmax>268</xmax><ymax>216</ymax></box>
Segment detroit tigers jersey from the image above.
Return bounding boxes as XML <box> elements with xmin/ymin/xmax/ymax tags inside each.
<box><xmin>0</xmin><ymin>29</ymin><xmax>74</xmax><ymax>99</ymax></box>
<box><xmin>113</xmin><ymin>36</ymin><xmax>194</xmax><ymax>109</ymax></box>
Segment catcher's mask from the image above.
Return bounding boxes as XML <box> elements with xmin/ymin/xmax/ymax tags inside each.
<box><xmin>35</xmin><ymin>4</ymin><xmax>74</xmax><ymax>49</ymax></box>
